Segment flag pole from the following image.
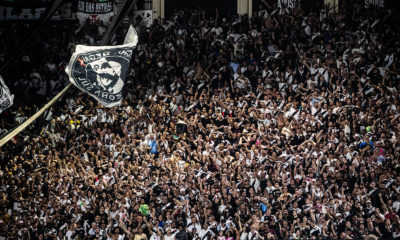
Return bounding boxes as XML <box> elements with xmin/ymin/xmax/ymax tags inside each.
<box><xmin>0</xmin><ymin>84</ymin><xmax>71</xmax><ymax>147</ymax></box>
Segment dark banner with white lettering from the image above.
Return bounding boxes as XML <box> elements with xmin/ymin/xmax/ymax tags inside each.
<box><xmin>364</xmin><ymin>0</ymin><xmax>385</xmax><ymax>8</ymax></box>
<box><xmin>0</xmin><ymin>0</ymin><xmax>53</xmax><ymax>8</ymax></box>
<box><xmin>77</xmin><ymin>0</ymin><xmax>113</xmax><ymax>14</ymax></box>
<box><xmin>65</xmin><ymin>26</ymin><xmax>138</xmax><ymax>107</ymax></box>
<box><xmin>363</xmin><ymin>0</ymin><xmax>399</xmax><ymax>9</ymax></box>
<box><xmin>277</xmin><ymin>0</ymin><xmax>301</xmax><ymax>9</ymax></box>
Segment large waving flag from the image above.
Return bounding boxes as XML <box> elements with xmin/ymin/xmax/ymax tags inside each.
<box><xmin>0</xmin><ymin>76</ymin><xmax>14</xmax><ymax>114</ymax></box>
<box><xmin>65</xmin><ymin>26</ymin><xmax>138</xmax><ymax>107</ymax></box>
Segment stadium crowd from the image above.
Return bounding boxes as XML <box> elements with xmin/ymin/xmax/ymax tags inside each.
<box><xmin>1</xmin><ymin>0</ymin><xmax>400</xmax><ymax>239</ymax></box>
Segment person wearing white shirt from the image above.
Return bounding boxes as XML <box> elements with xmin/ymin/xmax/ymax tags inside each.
<box><xmin>187</xmin><ymin>216</ymin><xmax>201</xmax><ymax>233</ymax></box>
<box><xmin>198</xmin><ymin>224</ymin><xmax>214</xmax><ymax>240</ymax></box>
<box><xmin>393</xmin><ymin>195</ymin><xmax>400</xmax><ymax>213</ymax></box>
<box><xmin>164</xmin><ymin>228</ymin><xmax>176</xmax><ymax>240</ymax></box>
<box><xmin>247</xmin><ymin>228</ymin><xmax>262</xmax><ymax>240</ymax></box>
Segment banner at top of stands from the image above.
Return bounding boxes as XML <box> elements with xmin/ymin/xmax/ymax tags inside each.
<box><xmin>0</xmin><ymin>0</ymin><xmax>115</xmax><ymax>21</ymax></box>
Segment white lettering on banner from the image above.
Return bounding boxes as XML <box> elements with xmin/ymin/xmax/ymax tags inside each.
<box><xmin>78</xmin><ymin>1</ymin><xmax>113</xmax><ymax>14</ymax></box>
<box><xmin>364</xmin><ymin>0</ymin><xmax>385</xmax><ymax>8</ymax></box>
<box><xmin>117</xmin><ymin>50</ymin><xmax>133</xmax><ymax>58</ymax></box>
<box><xmin>81</xmin><ymin>50</ymin><xmax>131</xmax><ymax>62</ymax></box>
<box><xmin>96</xmin><ymin>3</ymin><xmax>112</xmax><ymax>13</ymax></box>
<box><xmin>364</xmin><ymin>0</ymin><xmax>385</xmax><ymax>7</ymax></box>
<box><xmin>86</xmin><ymin>3</ymin><xmax>95</xmax><ymax>12</ymax></box>
<box><xmin>78</xmin><ymin>79</ymin><xmax>94</xmax><ymax>90</ymax></box>
<box><xmin>0</xmin><ymin>5</ymin><xmax>73</xmax><ymax>20</ymax></box>
<box><xmin>82</xmin><ymin>52</ymin><xmax>111</xmax><ymax>62</ymax></box>
<box><xmin>278</xmin><ymin>0</ymin><xmax>297</xmax><ymax>9</ymax></box>
<box><xmin>78</xmin><ymin>1</ymin><xmax>85</xmax><ymax>12</ymax></box>
<box><xmin>96</xmin><ymin>4</ymin><xmax>103</xmax><ymax>13</ymax></box>
<box><xmin>106</xmin><ymin>3</ymin><xmax>112</xmax><ymax>12</ymax></box>
<box><xmin>93</xmin><ymin>90</ymin><xmax>122</xmax><ymax>100</ymax></box>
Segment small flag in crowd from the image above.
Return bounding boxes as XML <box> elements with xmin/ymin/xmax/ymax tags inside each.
<box><xmin>0</xmin><ymin>75</ymin><xmax>14</xmax><ymax>114</ymax></box>
<box><xmin>139</xmin><ymin>204</ymin><xmax>149</xmax><ymax>216</ymax></box>
<box><xmin>65</xmin><ymin>26</ymin><xmax>138</xmax><ymax>107</ymax></box>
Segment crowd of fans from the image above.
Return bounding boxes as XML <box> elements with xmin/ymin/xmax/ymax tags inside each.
<box><xmin>1</xmin><ymin>0</ymin><xmax>400</xmax><ymax>239</ymax></box>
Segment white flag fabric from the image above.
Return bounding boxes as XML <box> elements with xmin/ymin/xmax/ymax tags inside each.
<box><xmin>65</xmin><ymin>26</ymin><xmax>138</xmax><ymax>107</ymax></box>
<box><xmin>0</xmin><ymin>76</ymin><xmax>14</xmax><ymax>114</ymax></box>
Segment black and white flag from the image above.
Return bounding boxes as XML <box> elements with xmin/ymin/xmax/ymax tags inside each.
<box><xmin>0</xmin><ymin>76</ymin><xmax>14</xmax><ymax>114</ymax></box>
<box><xmin>65</xmin><ymin>26</ymin><xmax>138</xmax><ymax>107</ymax></box>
